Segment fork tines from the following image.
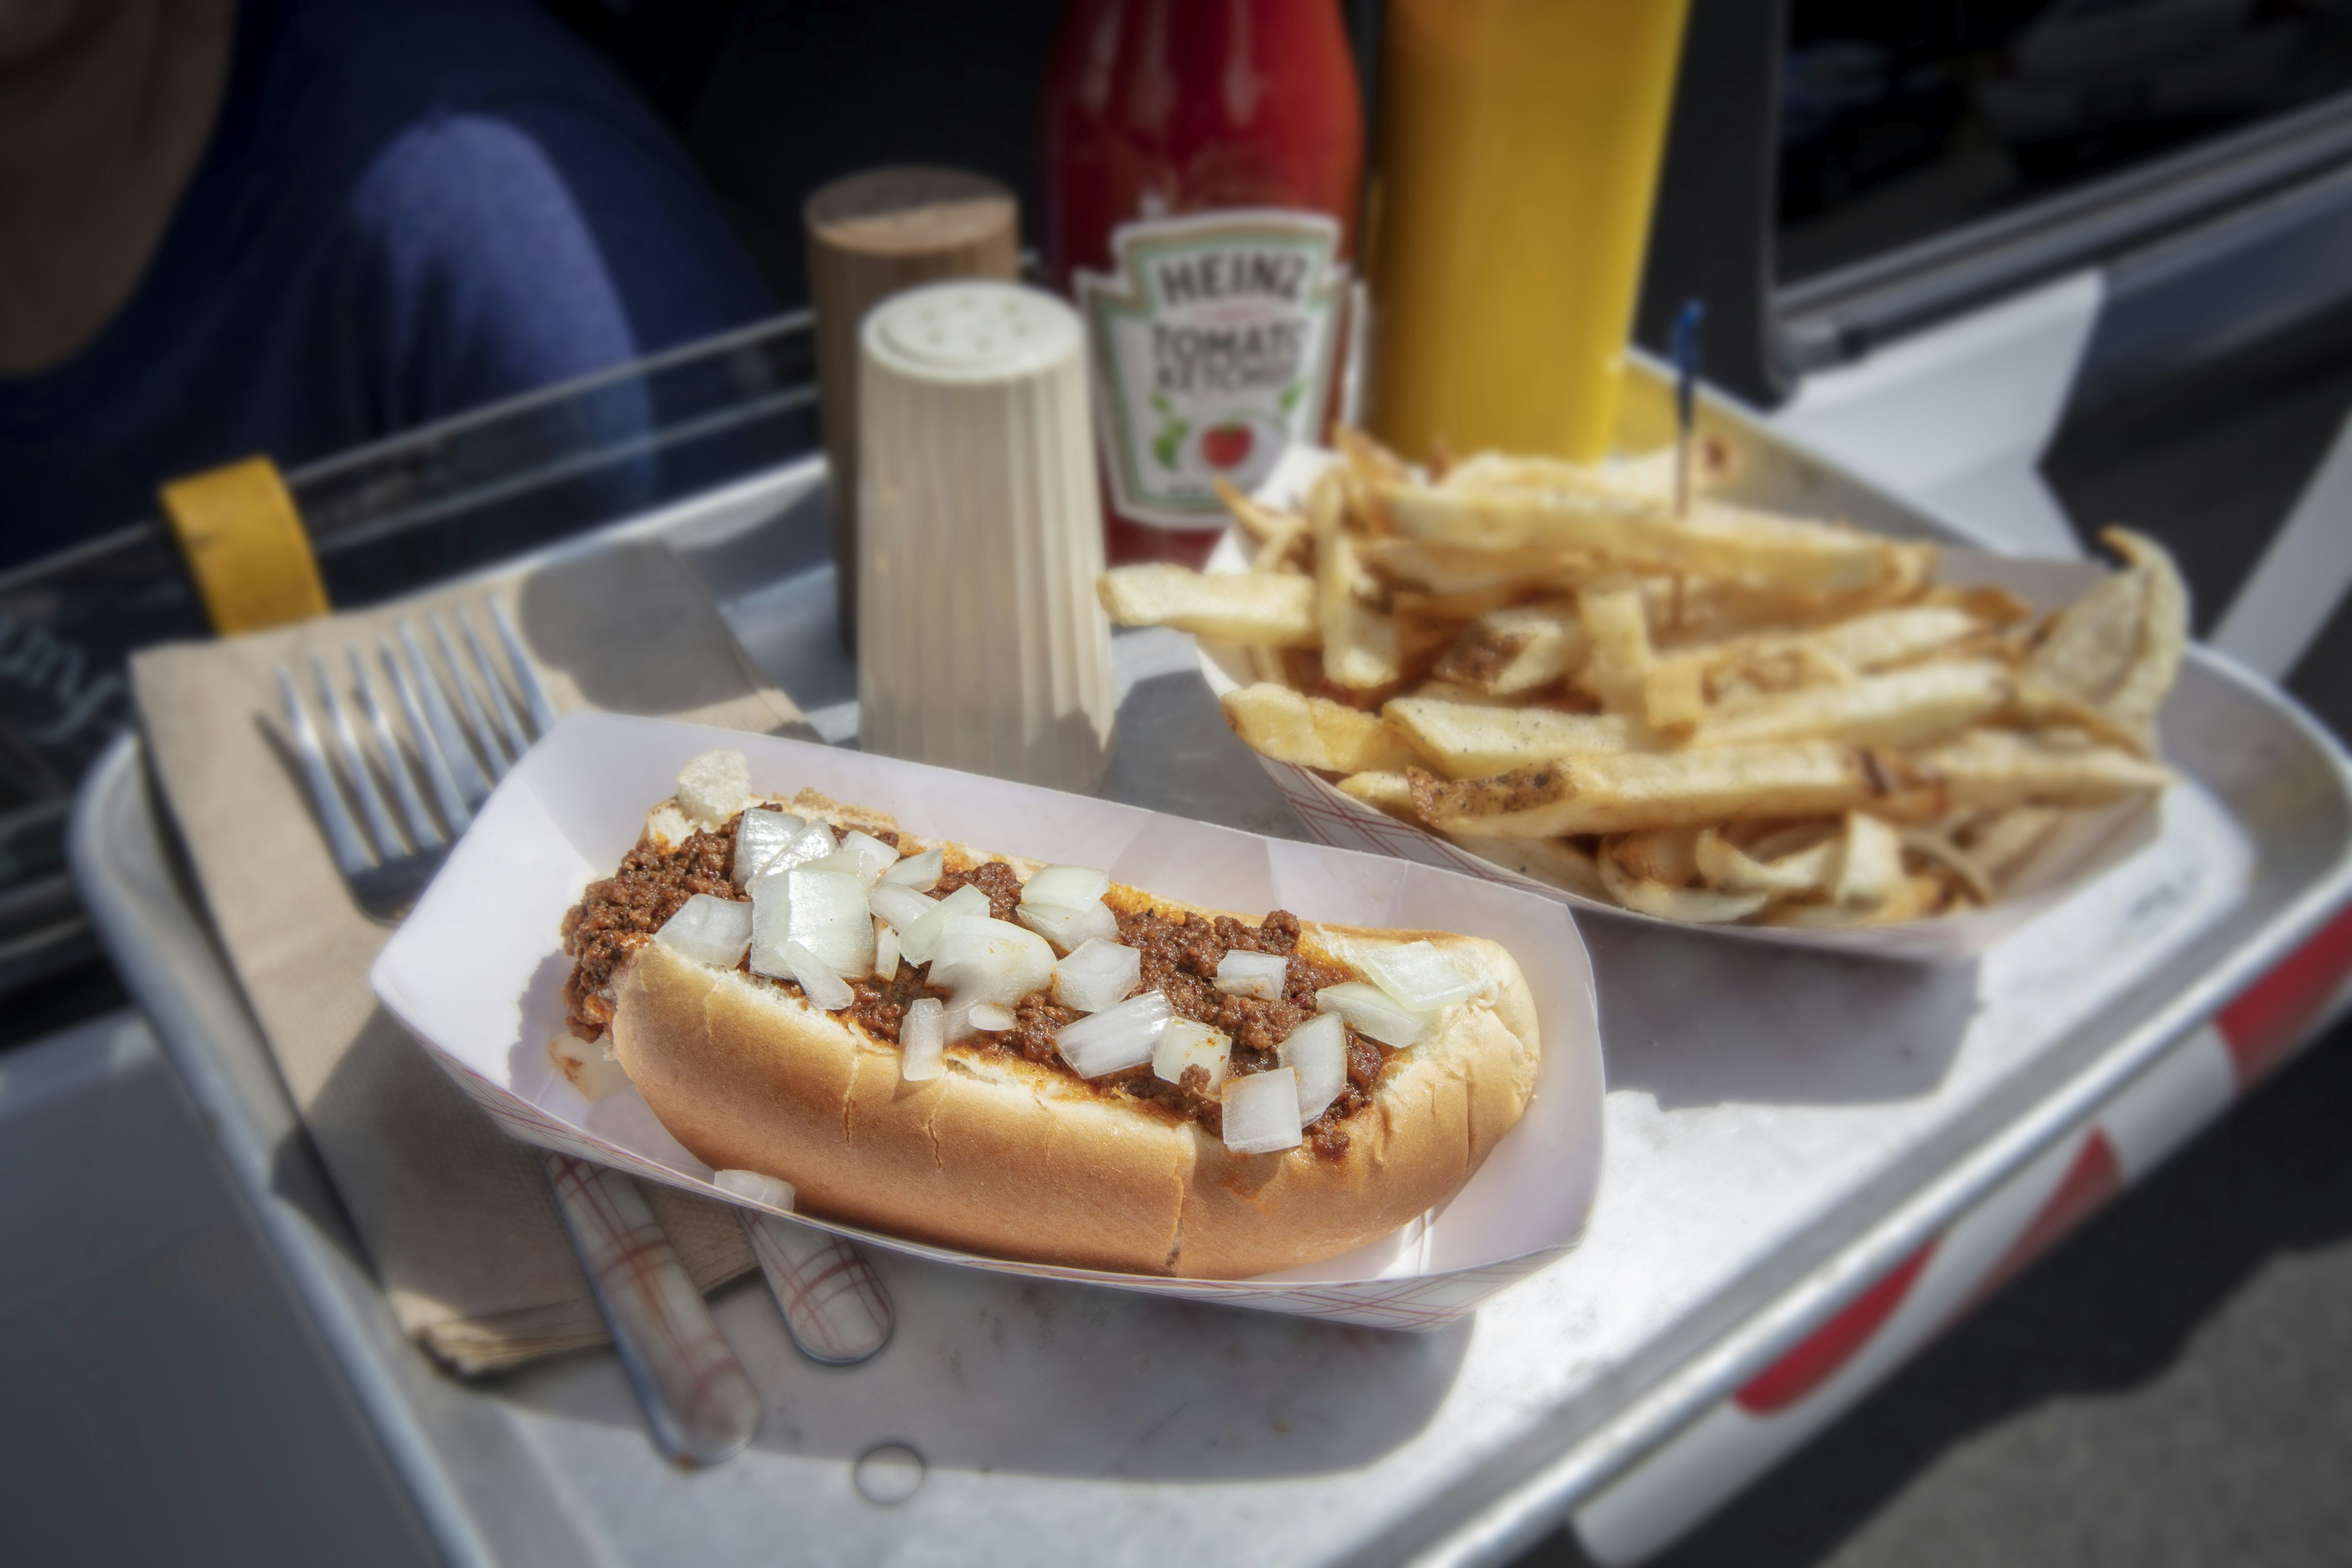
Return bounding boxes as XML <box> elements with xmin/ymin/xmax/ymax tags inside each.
<box><xmin>277</xmin><ymin>601</ymin><xmax>560</xmax><ymax>921</ymax></box>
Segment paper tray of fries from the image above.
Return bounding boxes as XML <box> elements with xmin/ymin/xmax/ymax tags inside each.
<box><xmin>370</xmin><ymin>713</ymin><xmax>1607</xmax><ymax>1329</ymax></box>
<box><xmin>1106</xmin><ymin>440</ymin><xmax>2189</xmax><ymax>963</ymax></box>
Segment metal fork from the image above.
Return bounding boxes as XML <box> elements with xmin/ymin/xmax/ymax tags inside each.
<box><xmin>273</xmin><ymin>601</ymin><xmax>551</xmax><ymax>924</ymax></box>
<box><xmin>279</xmin><ymin>602</ymin><xmax>756</xmax><ymax>1464</ymax></box>
<box><xmin>281</xmin><ymin>605</ymin><xmax>891</xmax><ymax>1397</ymax></box>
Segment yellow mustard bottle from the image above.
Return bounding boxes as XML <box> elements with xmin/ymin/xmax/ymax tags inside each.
<box><xmin>1365</xmin><ymin>0</ymin><xmax>1691</xmax><ymax>464</ymax></box>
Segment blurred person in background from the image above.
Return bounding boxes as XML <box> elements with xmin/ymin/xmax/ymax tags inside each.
<box><xmin>0</xmin><ymin>0</ymin><xmax>773</xmax><ymax>573</ymax></box>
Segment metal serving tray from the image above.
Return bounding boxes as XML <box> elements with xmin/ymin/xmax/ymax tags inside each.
<box><xmin>71</xmin><ymin>438</ymin><xmax>2352</xmax><ymax>1568</ymax></box>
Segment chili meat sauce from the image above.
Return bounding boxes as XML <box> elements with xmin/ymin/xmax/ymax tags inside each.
<box><xmin>560</xmin><ymin>807</ymin><xmax>1394</xmax><ymax>1158</ymax></box>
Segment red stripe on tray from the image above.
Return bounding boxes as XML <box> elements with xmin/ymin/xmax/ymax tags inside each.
<box><xmin>1958</xmin><ymin>1131</ymin><xmax>2122</xmax><ymax>1320</ymax></box>
<box><xmin>2215</xmin><ymin>904</ymin><xmax>2352</xmax><ymax>1086</ymax></box>
<box><xmin>1736</xmin><ymin>1240</ymin><xmax>1937</xmax><ymax>1416</ymax></box>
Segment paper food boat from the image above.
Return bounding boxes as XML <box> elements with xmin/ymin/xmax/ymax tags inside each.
<box><xmin>1196</xmin><ymin>451</ymin><xmax>2165</xmax><ymax>963</ymax></box>
<box><xmin>371</xmin><ymin>713</ymin><xmax>1604</xmax><ymax>1330</ymax></box>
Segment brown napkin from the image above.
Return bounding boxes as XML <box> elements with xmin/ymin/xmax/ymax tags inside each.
<box><xmin>132</xmin><ymin>542</ymin><xmax>813</xmax><ymax>1374</ymax></box>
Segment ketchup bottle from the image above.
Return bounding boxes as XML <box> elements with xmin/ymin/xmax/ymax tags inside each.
<box><xmin>1044</xmin><ymin>0</ymin><xmax>1364</xmax><ymax>567</ymax></box>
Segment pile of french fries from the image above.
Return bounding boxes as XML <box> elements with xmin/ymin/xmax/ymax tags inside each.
<box><xmin>1098</xmin><ymin>431</ymin><xmax>2188</xmax><ymax>928</ymax></box>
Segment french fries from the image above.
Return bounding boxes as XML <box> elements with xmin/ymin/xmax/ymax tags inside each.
<box><xmin>1600</xmin><ymin>848</ymin><xmax>1770</xmax><ymax>924</ymax></box>
<box><xmin>1653</xmin><ymin>604</ymin><xmax>1988</xmax><ymax>687</ymax></box>
<box><xmin>1102</xmin><ymin>431</ymin><xmax>2189</xmax><ymax>929</ymax></box>
<box><xmin>1830</xmin><ymin>811</ymin><xmax>1906</xmax><ymax>908</ymax></box>
<box><xmin>1446</xmin><ymin>832</ymin><xmax>1609</xmax><ymax>900</ymax></box>
<box><xmin>1336</xmin><ymin>769</ymin><xmax>1417</xmax><ymax>821</ymax></box>
<box><xmin>1308</xmin><ymin>469</ymin><xmax>1403</xmax><ymax>691</ymax></box>
<box><xmin>1221</xmin><ymin>683</ymin><xmax>1421</xmax><ymax>775</ymax></box>
<box><xmin>1101</xmin><ymin>564</ymin><xmax>1317</xmax><ymax>647</ymax></box>
<box><xmin>1913</xmin><ymin>728</ymin><xmax>2174</xmax><ymax>809</ymax></box>
<box><xmin>1386</xmin><ymin>698</ymin><xmax>1643</xmax><ymax>778</ymax></box>
<box><xmin>1360</xmin><ymin>538</ymin><xmax>1594</xmax><ymax>596</ymax></box>
<box><xmin>1697</xmin><ymin>662</ymin><xmax>2011</xmax><ymax>750</ymax></box>
<box><xmin>1412</xmin><ymin>744</ymin><xmax>1921</xmax><ymax>839</ymax></box>
<box><xmin>2089</xmin><ymin>527</ymin><xmax>2187</xmax><ymax>748</ymax></box>
<box><xmin>1574</xmin><ymin>586</ymin><xmax>1654</xmax><ymax>715</ymax></box>
<box><xmin>1695</xmin><ymin>827</ymin><xmax>1836</xmax><ymax>895</ymax></box>
<box><xmin>1959</xmin><ymin>805</ymin><xmax>2066</xmax><ymax>878</ymax></box>
<box><xmin>1432</xmin><ymin>604</ymin><xmax>1586</xmax><ymax>694</ymax></box>
<box><xmin>1379</xmin><ymin>484</ymin><xmax>1927</xmax><ymax>600</ymax></box>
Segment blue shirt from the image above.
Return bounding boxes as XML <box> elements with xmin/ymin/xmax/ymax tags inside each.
<box><xmin>0</xmin><ymin>0</ymin><xmax>775</xmax><ymax>572</ymax></box>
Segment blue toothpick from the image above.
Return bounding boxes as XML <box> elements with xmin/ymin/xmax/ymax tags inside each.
<box><xmin>1671</xmin><ymin>299</ymin><xmax>1705</xmax><ymax>517</ymax></box>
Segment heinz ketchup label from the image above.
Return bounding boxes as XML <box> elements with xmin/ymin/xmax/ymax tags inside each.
<box><xmin>1075</xmin><ymin>209</ymin><xmax>1348</xmax><ymax>530</ymax></box>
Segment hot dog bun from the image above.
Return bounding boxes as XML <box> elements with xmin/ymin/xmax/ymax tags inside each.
<box><xmin>599</xmin><ymin>800</ymin><xmax>1542</xmax><ymax>1279</ymax></box>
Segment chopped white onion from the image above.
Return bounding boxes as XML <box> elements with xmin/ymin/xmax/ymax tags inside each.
<box><xmin>747</xmin><ymin>874</ymin><xmax>794</xmax><ymax>979</ymax></box>
<box><xmin>868</xmin><ymin>882</ymin><xmax>937</xmax><ymax>933</ymax></box>
<box><xmin>1016</xmin><ymin>898</ymin><xmax>1119</xmax><ymax>953</ymax></box>
<box><xmin>942</xmin><ymin>1005</ymin><xmax>978</xmax><ymax>1044</ymax></box>
<box><xmin>880</xmin><ymin>846</ymin><xmax>944</xmax><ymax>891</ymax></box>
<box><xmin>900</xmin><ymin>997</ymin><xmax>946</xmax><ymax>1080</ymax></box>
<box><xmin>1278</xmin><ymin>1012</ymin><xmax>1348</xmax><ymax>1123</ymax></box>
<box><xmin>653</xmin><ymin>894</ymin><xmax>752</xmax><ymax>969</ymax></box>
<box><xmin>932</xmin><ymin>917</ymin><xmax>1055</xmax><ymax>1009</ymax></box>
<box><xmin>1020</xmin><ymin>864</ymin><xmax>1112</xmax><ymax>911</ymax></box>
<box><xmin>748</xmin><ymin>821</ymin><xmax>838</xmax><ymax>891</ymax></box>
<box><xmin>1055</xmin><ymin>990</ymin><xmax>1172</xmax><ymax>1078</ymax></box>
<box><xmin>713</xmin><ymin>1169</ymin><xmax>796</xmax><ymax>1210</ymax></box>
<box><xmin>1153</xmin><ymin>1017</ymin><xmax>1231</xmax><ymax>1091</ymax></box>
<box><xmin>1357</xmin><ymin>941</ymin><xmax>1479</xmax><ymax>1012</ymax></box>
<box><xmin>786</xmin><ymin>867</ymin><xmax>874</xmax><ymax>976</ymax></box>
<box><xmin>1052</xmin><ymin>939</ymin><xmax>1142</xmax><ymax>1014</ymax></box>
<box><xmin>897</xmin><ymin>883</ymin><xmax>991</xmax><ymax>965</ymax></box>
<box><xmin>826</xmin><ymin>829</ymin><xmax>901</xmax><ymax>887</ymax></box>
<box><xmin>1315</xmin><ymin>981</ymin><xmax>1430</xmax><ymax>1049</ymax></box>
<box><xmin>873</xmin><ymin>917</ymin><xmax>900</xmax><ymax>981</ymax></box>
<box><xmin>968</xmin><ymin>1001</ymin><xmax>1017</xmax><ymax>1033</ymax></box>
<box><xmin>731</xmin><ymin>809</ymin><xmax>807</xmax><ymax>885</ymax></box>
<box><xmin>800</xmin><ymin>847</ymin><xmax>872</xmax><ymax>883</ymax></box>
<box><xmin>1215</xmin><ymin>949</ymin><xmax>1289</xmax><ymax>1000</ymax></box>
<box><xmin>1221</xmin><ymin>1069</ymin><xmax>1304</xmax><ymax>1155</ymax></box>
<box><xmin>780</xmin><ymin>940</ymin><xmax>854</xmax><ymax>1010</ymax></box>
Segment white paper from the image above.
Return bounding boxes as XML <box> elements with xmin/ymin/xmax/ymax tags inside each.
<box><xmin>371</xmin><ymin>712</ymin><xmax>1604</xmax><ymax>1330</ymax></box>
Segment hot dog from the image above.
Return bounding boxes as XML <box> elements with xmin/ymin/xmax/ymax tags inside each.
<box><xmin>559</xmin><ymin>750</ymin><xmax>1540</xmax><ymax>1278</ymax></box>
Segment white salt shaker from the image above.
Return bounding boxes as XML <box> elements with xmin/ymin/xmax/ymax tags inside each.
<box><xmin>856</xmin><ymin>282</ymin><xmax>1114</xmax><ymax>790</ymax></box>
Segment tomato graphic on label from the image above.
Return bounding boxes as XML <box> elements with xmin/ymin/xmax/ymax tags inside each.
<box><xmin>1200</xmin><ymin>423</ymin><xmax>1255</xmax><ymax>470</ymax></box>
<box><xmin>1178</xmin><ymin>412</ymin><xmax>1288</xmax><ymax>492</ymax></box>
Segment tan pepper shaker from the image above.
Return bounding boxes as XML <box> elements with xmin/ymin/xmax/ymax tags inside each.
<box><xmin>804</xmin><ymin>167</ymin><xmax>1019</xmax><ymax>650</ymax></box>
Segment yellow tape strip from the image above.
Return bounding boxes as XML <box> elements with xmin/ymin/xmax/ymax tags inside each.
<box><xmin>160</xmin><ymin>457</ymin><xmax>331</xmax><ymax>633</ymax></box>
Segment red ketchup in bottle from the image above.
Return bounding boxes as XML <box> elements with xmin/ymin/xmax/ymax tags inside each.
<box><xmin>1044</xmin><ymin>0</ymin><xmax>1364</xmax><ymax>567</ymax></box>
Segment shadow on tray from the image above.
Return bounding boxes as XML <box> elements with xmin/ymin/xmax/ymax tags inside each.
<box><xmin>492</xmin><ymin>1213</ymin><xmax>1476</xmax><ymax>1482</ymax></box>
<box><xmin>491</xmin><ymin>1232</ymin><xmax>1468</xmax><ymax>1476</ymax></box>
<box><xmin>1098</xmin><ymin>662</ymin><xmax>1308</xmax><ymax>842</ymax></box>
<box><xmin>1585</xmin><ymin>917</ymin><xmax>1977</xmax><ymax>1110</ymax></box>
